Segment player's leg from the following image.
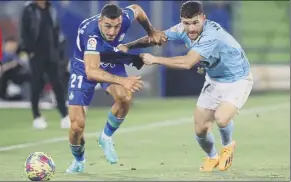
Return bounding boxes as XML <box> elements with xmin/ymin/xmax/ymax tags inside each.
<box><xmin>215</xmin><ymin>75</ymin><xmax>253</xmax><ymax>171</ymax></box>
<box><xmin>195</xmin><ymin>80</ymin><xmax>221</xmax><ymax>172</ymax></box>
<box><xmin>98</xmin><ymin>84</ymin><xmax>133</xmax><ymax>164</ymax></box>
<box><xmin>66</xmin><ymin>105</ymin><xmax>86</xmax><ymax>173</ymax></box>
<box><xmin>66</xmin><ymin>89</ymin><xmax>94</xmax><ymax>173</ymax></box>
<box><xmin>66</xmin><ymin>60</ymin><xmax>97</xmax><ymax>173</ymax></box>
<box><xmin>30</xmin><ymin>56</ymin><xmax>47</xmax><ymax>129</ymax></box>
<box><xmin>194</xmin><ymin>106</ymin><xmax>219</xmax><ymax>172</ymax></box>
<box><xmin>214</xmin><ymin>102</ymin><xmax>236</xmax><ymax>171</ymax></box>
<box><xmin>104</xmin><ymin>84</ymin><xmax>132</xmax><ymax>136</ymax></box>
<box><xmin>96</xmin><ymin>64</ymin><xmax>132</xmax><ymax>164</ymax></box>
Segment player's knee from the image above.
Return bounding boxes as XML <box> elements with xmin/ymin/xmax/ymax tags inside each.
<box><xmin>194</xmin><ymin>120</ymin><xmax>211</xmax><ymax>137</ymax></box>
<box><xmin>114</xmin><ymin>91</ymin><xmax>132</xmax><ymax>104</ymax></box>
<box><xmin>194</xmin><ymin>108</ymin><xmax>213</xmax><ymax>136</ymax></box>
<box><xmin>214</xmin><ymin>112</ymin><xmax>231</xmax><ymax>128</ymax></box>
<box><xmin>70</xmin><ymin>115</ymin><xmax>85</xmax><ymax>134</ymax></box>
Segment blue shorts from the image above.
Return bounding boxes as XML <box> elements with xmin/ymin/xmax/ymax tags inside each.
<box><xmin>68</xmin><ymin>59</ymin><xmax>127</xmax><ymax>106</ymax></box>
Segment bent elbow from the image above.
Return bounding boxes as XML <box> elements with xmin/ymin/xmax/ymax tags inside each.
<box><xmin>129</xmin><ymin>4</ymin><xmax>141</xmax><ymax>17</ymax></box>
<box><xmin>183</xmin><ymin>63</ymin><xmax>193</xmax><ymax>70</ymax></box>
<box><xmin>185</xmin><ymin>65</ymin><xmax>192</xmax><ymax>70</ymax></box>
<box><xmin>85</xmin><ymin>69</ymin><xmax>94</xmax><ymax>81</ymax></box>
<box><xmin>130</xmin><ymin>4</ymin><xmax>140</xmax><ymax>10</ymax></box>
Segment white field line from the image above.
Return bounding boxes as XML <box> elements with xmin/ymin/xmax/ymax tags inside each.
<box><xmin>0</xmin><ymin>103</ymin><xmax>288</xmax><ymax>152</ymax></box>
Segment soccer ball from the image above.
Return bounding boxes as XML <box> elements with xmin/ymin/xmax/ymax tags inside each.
<box><xmin>24</xmin><ymin>152</ymin><xmax>55</xmax><ymax>181</ymax></box>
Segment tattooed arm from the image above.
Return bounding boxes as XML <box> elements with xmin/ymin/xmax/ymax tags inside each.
<box><xmin>126</xmin><ymin>4</ymin><xmax>167</xmax><ymax>45</ymax></box>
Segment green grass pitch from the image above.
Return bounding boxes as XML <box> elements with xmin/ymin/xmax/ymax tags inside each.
<box><xmin>0</xmin><ymin>92</ymin><xmax>289</xmax><ymax>181</ymax></box>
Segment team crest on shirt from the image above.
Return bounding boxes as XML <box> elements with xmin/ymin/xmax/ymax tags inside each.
<box><xmin>69</xmin><ymin>92</ymin><xmax>74</xmax><ymax>100</ymax></box>
<box><xmin>197</xmin><ymin>67</ymin><xmax>205</xmax><ymax>75</ymax></box>
<box><xmin>119</xmin><ymin>33</ymin><xmax>125</xmax><ymax>42</ymax></box>
<box><xmin>87</xmin><ymin>38</ymin><xmax>97</xmax><ymax>50</ymax></box>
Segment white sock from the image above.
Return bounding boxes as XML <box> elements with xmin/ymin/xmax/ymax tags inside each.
<box><xmin>209</xmin><ymin>153</ymin><xmax>219</xmax><ymax>159</ymax></box>
<box><xmin>101</xmin><ymin>130</ymin><xmax>110</xmax><ymax>139</ymax></box>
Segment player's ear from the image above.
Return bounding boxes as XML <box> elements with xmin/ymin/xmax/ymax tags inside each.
<box><xmin>203</xmin><ymin>14</ymin><xmax>206</xmax><ymax>20</ymax></box>
<box><xmin>98</xmin><ymin>17</ymin><xmax>102</xmax><ymax>25</ymax></box>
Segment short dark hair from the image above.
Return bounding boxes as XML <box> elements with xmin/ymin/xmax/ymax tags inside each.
<box><xmin>180</xmin><ymin>1</ymin><xmax>203</xmax><ymax>19</ymax></box>
<box><xmin>101</xmin><ymin>4</ymin><xmax>122</xmax><ymax>19</ymax></box>
<box><xmin>4</xmin><ymin>36</ymin><xmax>17</xmax><ymax>43</ymax></box>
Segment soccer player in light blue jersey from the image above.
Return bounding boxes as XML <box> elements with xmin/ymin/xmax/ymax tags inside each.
<box><xmin>120</xmin><ymin>1</ymin><xmax>254</xmax><ymax>172</ymax></box>
<box><xmin>66</xmin><ymin>3</ymin><xmax>166</xmax><ymax>173</ymax></box>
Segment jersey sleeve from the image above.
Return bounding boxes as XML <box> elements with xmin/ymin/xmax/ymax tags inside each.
<box><xmin>164</xmin><ymin>24</ymin><xmax>183</xmax><ymax>41</ymax></box>
<box><xmin>190</xmin><ymin>34</ymin><xmax>218</xmax><ymax>59</ymax></box>
<box><xmin>123</xmin><ymin>7</ymin><xmax>135</xmax><ymax>24</ymax></box>
<box><xmin>83</xmin><ymin>34</ymin><xmax>104</xmax><ymax>55</ymax></box>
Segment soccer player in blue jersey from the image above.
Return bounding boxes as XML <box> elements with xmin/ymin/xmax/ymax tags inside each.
<box><xmin>121</xmin><ymin>1</ymin><xmax>254</xmax><ymax>172</ymax></box>
<box><xmin>66</xmin><ymin>4</ymin><xmax>166</xmax><ymax>173</ymax></box>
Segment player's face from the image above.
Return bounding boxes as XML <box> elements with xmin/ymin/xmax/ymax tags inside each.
<box><xmin>181</xmin><ymin>14</ymin><xmax>206</xmax><ymax>40</ymax></box>
<box><xmin>99</xmin><ymin>16</ymin><xmax>122</xmax><ymax>41</ymax></box>
<box><xmin>4</xmin><ymin>41</ymin><xmax>18</xmax><ymax>54</ymax></box>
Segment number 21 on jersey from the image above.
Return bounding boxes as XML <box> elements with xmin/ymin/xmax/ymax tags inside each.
<box><xmin>70</xmin><ymin>74</ymin><xmax>83</xmax><ymax>89</ymax></box>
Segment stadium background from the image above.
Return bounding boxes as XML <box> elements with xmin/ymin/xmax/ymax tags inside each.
<box><xmin>0</xmin><ymin>1</ymin><xmax>289</xmax><ymax>181</ymax></box>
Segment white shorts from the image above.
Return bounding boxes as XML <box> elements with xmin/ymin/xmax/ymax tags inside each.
<box><xmin>197</xmin><ymin>73</ymin><xmax>254</xmax><ymax>110</ymax></box>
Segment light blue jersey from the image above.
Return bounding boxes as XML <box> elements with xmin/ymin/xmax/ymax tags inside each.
<box><xmin>164</xmin><ymin>20</ymin><xmax>250</xmax><ymax>83</ymax></box>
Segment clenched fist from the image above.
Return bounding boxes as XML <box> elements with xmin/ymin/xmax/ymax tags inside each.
<box><xmin>140</xmin><ymin>53</ymin><xmax>158</xmax><ymax>65</ymax></box>
<box><xmin>117</xmin><ymin>44</ymin><xmax>129</xmax><ymax>53</ymax></box>
<box><xmin>148</xmin><ymin>30</ymin><xmax>167</xmax><ymax>46</ymax></box>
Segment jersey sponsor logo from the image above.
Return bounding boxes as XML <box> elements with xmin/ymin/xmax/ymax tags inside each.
<box><xmin>87</xmin><ymin>38</ymin><xmax>97</xmax><ymax>50</ymax></box>
<box><xmin>100</xmin><ymin>62</ymin><xmax>116</xmax><ymax>68</ymax></box>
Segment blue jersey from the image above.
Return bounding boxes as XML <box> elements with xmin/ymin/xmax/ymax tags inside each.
<box><xmin>73</xmin><ymin>8</ymin><xmax>135</xmax><ymax>62</ymax></box>
<box><xmin>68</xmin><ymin>7</ymin><xmax>135</xmax><ymax>106</ymax></box>
<box><xmin>165</xmin><ymin>20</ymin><xmax>250</xmax><ymax>83</ymax></box>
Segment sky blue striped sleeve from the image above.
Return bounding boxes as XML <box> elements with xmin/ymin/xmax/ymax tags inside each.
<box><xmin>164</xmin><ymin>24</ymin><xmax>182</xmax><ymax>41</ymax></box>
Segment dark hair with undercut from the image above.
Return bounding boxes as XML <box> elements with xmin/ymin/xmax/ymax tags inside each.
<box><xmin>180</xmin><ymin>1</ymin><xmax>203</xmax><ymax>19</ymax></box>
<box><xmin>101</xmin><ymin>4</ymin><xmax>122</xmax><ymax>19</ymax></box>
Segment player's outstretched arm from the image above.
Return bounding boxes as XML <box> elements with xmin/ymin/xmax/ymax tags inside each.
<box><xmin>84</xmin><ymin>53</ymin><xmax>143</xmax><ymax>92</ymax></box>
<box><xmin>127</xmin><ymin>4</ymin><xmax>167</xmax><ymax>45</ymax></box>
<box><xmin>121</xmin><ymin>32</ymin><xmax>168</xmax><ymax>50</ymax></box>
<box><xmin>127</xmin><ymin>4</ymin><xmax>153</xmax><ymax>35</ymax></box>
<box><xmin>122</xmin><ymin>23</ymin><xmax>186</xmax><ymax>50</ymax></box>
<box><xmin>141</xmin><ymin>50</ymin><xmax>202</xmax><ymax>69</ymax></box>
<box><xmin>123</xmin><ymin>36</ymin><xmax>156</xmax><ymax>50</ymax></box>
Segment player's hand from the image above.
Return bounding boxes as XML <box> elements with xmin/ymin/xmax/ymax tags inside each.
<box><xmin>148</xmin><ymin>30</ymin><xmax>167</xmax><ymax>46</ymax></box>
<box><xmin>117</xmin><ymin>44</ymin><xmax>129</xmax><ymax>53</ymax></box>
<box><xmin>140</xmin><ymin>53</ymin><xmax>157</xmax><ymax>65</ymax></box>
<box><xmin>121</xmin><ymin>76</ymin><xmax>143</xmax><ymax>93</ymax></box>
